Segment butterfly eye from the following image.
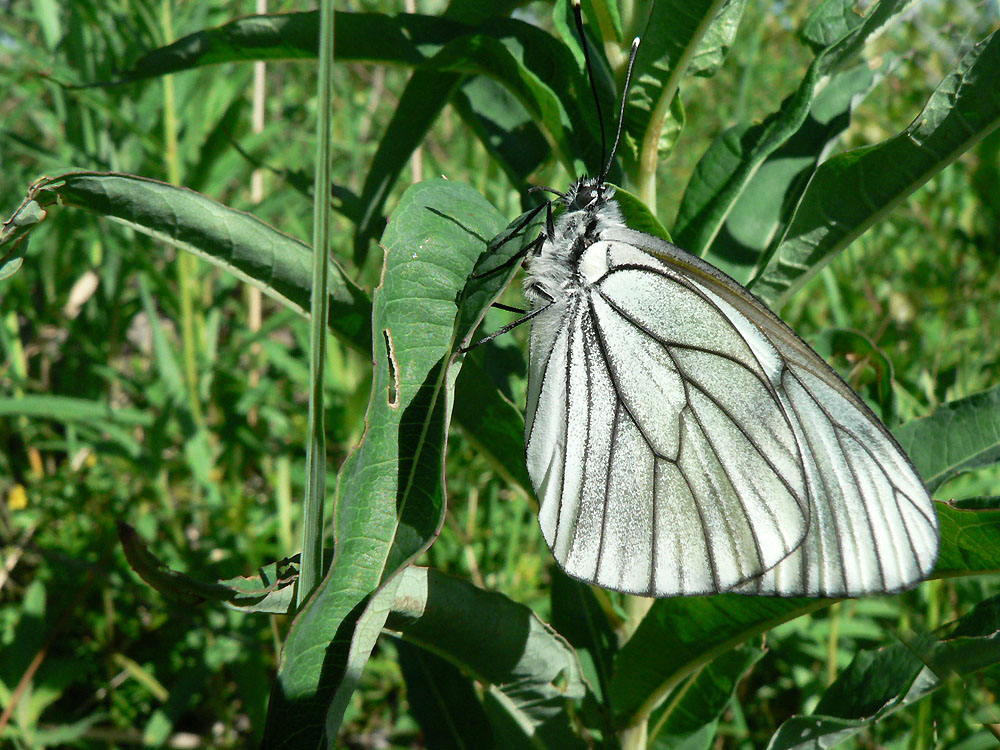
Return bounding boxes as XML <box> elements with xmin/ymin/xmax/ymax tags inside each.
<box><xmin>569</xmin><ymin>185</ymin><xmax>601</xmax><ymax>211</ymax></box>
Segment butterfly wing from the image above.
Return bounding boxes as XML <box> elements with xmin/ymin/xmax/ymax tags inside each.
<box><xmin>525</xmin><ymin>227</ymin><xmax>938</xmax><ymax>597</ymax></box>
<box><xmin>526</xmin><ymin>245</ymin><xmax>811</xmax><ymax>597</ymax></box>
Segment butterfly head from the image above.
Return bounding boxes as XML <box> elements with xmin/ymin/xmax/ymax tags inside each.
<box><xmin>564</xmin><ymin>176</ymin><xmax>609</xmax><ymax>213</ymax></box>
<box><xmin>558</xmin><ymin>176</ymin><xmax>624</xmax><ymax>233</ymax></box>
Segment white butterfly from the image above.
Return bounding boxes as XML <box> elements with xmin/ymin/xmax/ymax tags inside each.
<box><xmin>465</xmin><ymin>21</ymin><xmax>939</xmax><ymax>598</ymax></box>
<box><xmin>518</xmin><ymin>176</ymin><xmax>939</xmax><ymax>597</ymax></box>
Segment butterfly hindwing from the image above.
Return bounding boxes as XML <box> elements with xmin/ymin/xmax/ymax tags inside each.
<box><xmin>574</xmin><ymin>226</ymin><xmax>940</xmax><ymax>596</ymax></box>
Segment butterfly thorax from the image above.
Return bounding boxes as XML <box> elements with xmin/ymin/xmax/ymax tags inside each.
<box><xmin>523</xmin><ymin>177</ymin><xmax>625</xmax><ymax>307</ymax></box>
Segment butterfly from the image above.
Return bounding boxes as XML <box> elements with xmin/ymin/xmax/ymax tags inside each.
<box><xmin>484</xmin><ymin>25</ymin><xmax>939</xmax><ymax>598</ymax></box>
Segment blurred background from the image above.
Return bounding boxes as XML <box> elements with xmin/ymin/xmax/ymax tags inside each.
<box><xmin>1</xmin><ymin>0</ymin><xmax>998</xmax><ymax>747</ymax></box>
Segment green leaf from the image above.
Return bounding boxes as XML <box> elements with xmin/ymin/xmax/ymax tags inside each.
<box><xmin>620</xmin><ymin>0</ymin><xmax>746</xmax><ymax>170</ymax></box>
<box><xmin>704</xmin><ymin>57</ymin><xmax>891</xmax><ymax>284</ymax></box>
<box><xmin>0</xmin><ymin>195</ymin><xmax>46</xmax><ymax>280</ymax></box>
<box><xmin>219</xmin><ymin>558</ymin><xmax>302</xmax><ymax>614</ymax></box>
<box><xmin>676</xmin><ymin>0</ymin><xmax>916</xmax><ymax>266</ymax></box>
<box><xmin>933</xmin><ymin>499</ymin><xmax>1000</xmax><ymax>578</ymax></box>
<box><xmin>766</xmin><ymin>593</ymin><xmax>1000</xmax><ymax>750</ymax></box>
<box><xmin>688</xmin><ymin>0</ymin><xmax>749</xmax><ymax>78</ymax></box>
<box><xmin>648</xmin><ymin>643</ymin><xmax>763</xmax><ymax>745</ymax></box>
<box><xmin>452</xmin><ymin>75</ymin><xmax>551</xmax><ymax>190</ymax></box>
<box><xmin>110</xmin><ymin>12</ymin><xmax>467</xmax><ymax>82</ymax></box>
<box><xmin>651</xmin><ymin>721</ymin><xmax>719</xmax><ymax>750</ymax></box>
<box><xmin>894</xmin><ymin>384</ymin><xmax>1000</xmax><ymax>494</ymax></box>
<box><xmin>453</xmin><ymin>359</ymin><xmax>531</xmax><ymax>493</ymax></box>
<box><xmin>260</xmin><ymin>180</ymin><xmax>522</xmax><ymax>748</ymax></box>
<box><xmin>674</xmin><ymin>64</ymin><xmax>822</xmax><ymax>259</ymax></box>
<box><xmin>385</xmin><ymin>566</ymin><xmax>586</xmax><ymax>746</ymax></box>
<box><xmin>117</xmin><ymin>522</ymin><xmax>238</xmax><ymax>606</ymax></box>
<box><xmin>613</xmin><ymin>184</ymin><xmax>672</xmax><ymax>242</ymax></box>
<box><xmin>112</xmin><ymin>11</ymin><xmax>596</xmax><ymax>176</ymax></box>
<box><xmin>550</xmin><ymin>570</ymin><xmax>618</xmax><ymax>707</ymax></box>
<box><xmin>799</xmin><ymin>0</ymin><xmax>867</xmax><ymax>51</ymax></box>
<box><xmin>137</xmin><ymin>276</ymin><xmax>186</xmax><ymax>405</ymax></box>
<box><xmin>13</xmin><ymin>171</ymin><xmax>371</xmax><ymax>351</ymax></box>
<box><xmin>119</xmin><ymin>523</ymin><xmax>305</xmax><ymax>614</ymax></box>
<box><xmin>610</xmin><ymin>596</ymin><xmax>827</xmax><ymax>726</ymax></box>
<box><xmin>0</xmin><ymin>255</ymin><xmax>23</xmax><ymax>281</ymax></box>
<box><xmin>395</xmin><ymin>639</ymin><xmax>496</xmax><ymax>750</ymax></box>
<box><xmin>752</xmin><ymin>30</ymin><xmax>1000</xmax><ymax>306</ymax></box>
<box><xmin>0</xmin><ymin>394</ymin><xmax>153</xmax><ymax>457</ymax></box>
<box><xmin>353</xmin><ymin>71</ymin><xmax>462</xmax><ymax>265</ymax></box>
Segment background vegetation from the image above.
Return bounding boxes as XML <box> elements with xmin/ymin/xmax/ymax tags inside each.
<box><xmin>1</xmin><ymin>0</ymin><xmax>999</xmax><ymax>748</ymax></box>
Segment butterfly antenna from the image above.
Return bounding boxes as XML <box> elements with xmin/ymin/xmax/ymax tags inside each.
<box><xmin>528</xmin><ymin>184</ymin><xmax>567</xmax><ymax>200</ymax></box>
<box><xmin>600</xmin><ymin>36</ymin><xmax>641</xmax><ymax>185</ymax></box>
<box><xmin>572</xmin><ymin>0</ymin><xmax>607</xmax><ymax>177</ymax></box>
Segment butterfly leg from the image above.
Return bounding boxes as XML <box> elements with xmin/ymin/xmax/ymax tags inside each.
<box><xmin>459</xmin><ymin>296</ymin><xmax>555</xmax><ymax>353</ymax></box>
<box><xmin>470</xmin><ymin>202</ymin><xmax>548</xmax><ymax>280</ymax></box>
<box><xmin>491</xmin><ymin>302</ymin><xmax>528</xmax><ymax>314</ymax></box>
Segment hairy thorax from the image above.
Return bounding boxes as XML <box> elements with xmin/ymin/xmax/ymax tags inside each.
<box><xmin>523</xmin><ymin>178</ymin><xmax>626</xmax><ymax>308</ymax></box>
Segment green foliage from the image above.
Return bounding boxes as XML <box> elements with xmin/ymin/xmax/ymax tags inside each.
<box><xmin>1</xmin><ymin>1</ymin><xmax>999</xmax><ymax>749</ymax></box>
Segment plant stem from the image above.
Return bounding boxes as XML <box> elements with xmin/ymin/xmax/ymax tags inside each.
<box><xmin>616</xmin><ymin>593</ymin><xmax>653</xmax><ymax>750</ymax></box>
<box><xmin>620</xmin><ymin>718</ymin><xmax>648</xmax><ymax>750</ymax></box>
<box><xmin>297</xmin><ymin>0</ymin><xmax>335</xmax><ymax>606</ymax></box>
<box><xmin>826</xmin><ymin>601</ymin><xmax>842</xmax><ymax>685</ymax></box>
<box><xmin>634</xmin><ymin>0</ymin><xmax>729</xmax><ymax>206</ymax></box>
<box><xmin>247</xmin><ymin>0</ymin><xmax>267</xmax><ymax>428</ymax></box>
<box><xmin>161</xmin><ymin>0</ymin><xmax>202</xmax><ymax>426</ymax></box>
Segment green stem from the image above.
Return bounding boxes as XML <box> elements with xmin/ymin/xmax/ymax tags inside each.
<box><xmin>620</xmin><ymin>719</ymin><xmax>648</xmax><ymax>750</ymax></box>
<box><xmin>617</xmin><ymin>594</ymin><xmax>653</xmax><ymax>750</ymax></box>
<box><xmin>161</xmin><ymin>0</ymin><xmax>202</xmax><ymax>425</ymax></box>
<box><xmin>826</xmin><ymin>601</ymin><xmax>842</xmax><ymax>685</ymax></box>
<box><xmin>634</xmin><ymin>0</ymin><xmax>728</xmax><ymax>206</ymax></box>
<box><xmin>297</xmin><ymin>0</ymin><xmax>335</xmax><ymax>606</ymax></box>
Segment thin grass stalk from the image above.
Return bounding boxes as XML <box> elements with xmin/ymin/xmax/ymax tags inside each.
<box><xmin>247</xmin><ymin>0</ymin><xmax>267</xmax><ymax>428</ymax></box>
<box><xmin>161</xmin><ymin>0</ymin><xmax>203</xmax><ymax>426</ymax></box>
<box><xmin>297</xmin><ymin>0</ymin><xmax>335</xmax><ymax>606</ymax></box>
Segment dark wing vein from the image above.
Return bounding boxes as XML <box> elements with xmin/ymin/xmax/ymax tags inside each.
<box><xmin>525</xmin><ymin>303</ymin><xmax>575</xmax><ymax>447</ymax></box>
<box><xmin>680</xmin><ymin>396</ymin><xmax>768</xmax><ymax>581</ymax></box>
<box><xmin>601</xmin><ymin>264</ymin><xmax>789</xmax><ymax>398</ymax></box>
<box><xmin>595</xmin><ymin>282</ymin><xmax>780</xmax><ymax>395</ymax></box>
<box><xmin>593</xmin><ymin>287</ymin><xmax>804</xmax><ymax>508</ymax></box>
<box><xmin>787</xmin><ymin>365</ymin><xmax>936</xmax><ymax>528</ymax></box>
<box><xmin>677</xmin><ymin>416</ymin><xmax>721</xmax><ymax>591</ymax></box>
<box><xmin>595</xmin><ymin>398</ymin><xmax>621</xmax><ymax>584</ymax></box>
<box><xmin>825</xmin><ymin>417</ymin><xmax>892</xmax><ymax>590</ymax></box>
<box><xmin>553</xmin><ymin>314</ymin><xmax>576</xmax><ymax>559</ymax></box>
<box><xmin>585</xmin><ymin>296</ymin><xmax>666</xmax><ymax>458</ymax></box>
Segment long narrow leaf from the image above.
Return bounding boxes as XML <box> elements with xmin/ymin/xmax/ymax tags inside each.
<box><xmin>260</xmin><ymin>180</ymin><xmax>522</xmax><ymax>748</ymax></box>
<box><xmin>385</xmin><ymin>566</ymin><xmax>587</xmax><ymax>745</ymax></box>
<box><xmin>752</xmin><ymin>30</ymin><xmax>1000</xmax><ymax>306</ymax></box>
<box><xmin>111</xmin><ymin>11</ymin><xmax>593</xmax><ymax>175</ymax></box>
<box><xmin>13</xmin><ymin>171</ymin><xmax>371</xmax><ymax>351</ymax></box>
<box><xmin>352</xmin><ymin>71</ymin><xmax>462</xmax><ymax>264</ymax></box>
<box><xmin>895</xmin><ymin>383</ymin><xmax>1000</xmax><ymax>495</ymax></box>
<box><xmin>621</xmin><ymin>0</ymin><xmax>745</xmax><ymax>178</ymax></box>
<box><xmin>675</xmin><ymin>0</ymin><xmax>915</xmax><ymax>261</ymax></box>
<box><xmin>766</xmin><ymin>593</ymin><xmax>1000</xmax><ymax>750</ymax></box>
<box><xmin>702</xmin><ymin>57</ymin><xmax>892</xmax><ymax>284</ymax></box>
